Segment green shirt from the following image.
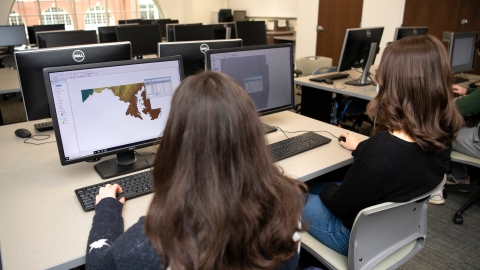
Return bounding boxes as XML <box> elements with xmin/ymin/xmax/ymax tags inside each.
<box><xmin>455</xmin><ymin>87</ymin><xmax>480</xmax><ymax>137</ymax></box>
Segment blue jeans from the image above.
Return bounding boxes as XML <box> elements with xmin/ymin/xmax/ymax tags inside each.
<box><xmin>302</xmin><ymin>182</ymin><xmax>351</xmax><ymax>256</ymax></box>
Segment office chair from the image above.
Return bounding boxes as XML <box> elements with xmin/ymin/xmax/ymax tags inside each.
<box><xmin>446</xmin><ymin>151</ymin><xmax>480</xmax><ymax>225</ymax></box>
<box><xmin>301</xmin><ymin>177</ymin><xmax>445</xmax><ymax>270</ymax></box>
<box><xmin>293</xmin><ymin>56</ymin><xmax>333</xmax><ymax>112</ymax></box>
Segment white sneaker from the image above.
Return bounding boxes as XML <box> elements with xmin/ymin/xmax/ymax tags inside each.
<box><xmin>429</xmin><ymin>188</ymin><xmax>445</xmax><ymax>205</ymax></box>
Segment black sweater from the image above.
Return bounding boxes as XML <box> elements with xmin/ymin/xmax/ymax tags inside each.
<box><xmin>86</xmin><ymin>198</ymin><xmax>299</xmax><ymax>270</ymax></box>
<box><xmin>320</xmin><ymin>131</ymin><xmax>450</xmax><ymax>230</ymax></box>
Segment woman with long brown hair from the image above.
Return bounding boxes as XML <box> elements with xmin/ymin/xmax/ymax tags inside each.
<box><xmin>86</xmin><ymin>71</ymin><xmax>306</xmax><ymax>269</ymax></box>
<box><xmin>302</xmin><ymin>34</ymin><xmax>464</xmax><ymax>255</ymax></box>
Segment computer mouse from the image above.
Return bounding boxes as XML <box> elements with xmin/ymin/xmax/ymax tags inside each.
<box><xmin>338</xmin><ymin>136</ymin><xmax>346</xmax><ymax>143</ymax></box>
<box><xmin>324</xmin><ymin>78</ymin><xmax>334</xmax><ymax>85</ymax></box>
<box><xmin>469</xmin><ymin>82</ymin><xmax>479</xmax><ymax>88</ymax></box>
<box><xmin>14</xmin><ymin>128</ymin><xmax>32</xmax><ymax>138</ymax></box>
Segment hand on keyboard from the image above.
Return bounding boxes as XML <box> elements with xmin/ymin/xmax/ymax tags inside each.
<box><xmin>96</xmin><ymin>184</ymin><xmax>126</xmax><ymax>205</ymax></box>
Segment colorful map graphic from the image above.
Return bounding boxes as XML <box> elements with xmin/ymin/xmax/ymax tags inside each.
<box><xmin>81</xmin><ymin>83</ymin><xmax>160</xmax><ymax>120</ymax></box>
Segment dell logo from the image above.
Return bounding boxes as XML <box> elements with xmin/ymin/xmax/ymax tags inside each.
<box><xmin>200</xmin><ymin>44</ymin><xmax>210</xmax><ymax>53</ymax></box>
<box><xmin>366</xmin><ymin>30</ymin><xmax>371</xmax><ymax>38</ymax></box>
<box><xmin>72</xmin><ymin>50</ymin><xmax>85</xmax><ymax>62</ymax></box>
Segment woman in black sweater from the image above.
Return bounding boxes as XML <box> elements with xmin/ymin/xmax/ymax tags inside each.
<box><xmin>302</xmin><ymin>34</ymin><xmax>464</xmax><ymax>255</ymax></box>
<box><xmin>87</xmin><ymin>72</ymin><xmax>307</xmax><ymax>269</ymax></box>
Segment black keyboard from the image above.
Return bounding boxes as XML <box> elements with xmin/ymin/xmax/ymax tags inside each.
<box><xmin>309</xmin><ymin>73</ymin><xmax>349</xmax><ymax>83</ymax></box>
<box><xmin>453</xmin><ymin>76</ymin><xmax>469</xmax><ymax>84</ymax></box>
<box><xmin>75</xmin><ymin>171</ymin><xmax>153</xmax><ymax>211</ymax></box>
<box><xmin>270</xmin><ymin>132</ymin><xmax>331</xmax><ymax>161</ymax></box>
<box><xmin>34</xmin><ymin>121</ymin><xmax>53</xmax><ymax>132</ymax></box>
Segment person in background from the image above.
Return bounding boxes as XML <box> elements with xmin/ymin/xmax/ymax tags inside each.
<box><xmin>302</xmin><ymin>34</ymin><xmax>464</xmax><ymax>254</ymax></box>
<box><xmin>86</xmin><ymin>71</ymin><xmax>307</xmax><ymax>270</ymax></box>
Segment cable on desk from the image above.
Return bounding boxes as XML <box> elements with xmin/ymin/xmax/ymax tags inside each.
<box><xmin>269</xmin><ymin>126</ymin><xmax>339</xmax><ymax>139</ymax></box>
<box><xmin>23</xmin><ymin>135</ymin><xmax>56</xmax><ymax>145</ymax></box>
<box><xmin>134</xmin><ymin>151</ymin><xmax>154</xmax><ymax>170</ymax></box>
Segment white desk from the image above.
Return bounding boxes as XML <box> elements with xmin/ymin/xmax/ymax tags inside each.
<box><xmin>0</xmin><ymin>68</ymin><xmax>21</xmax><ymax>95</ymax></box>
<box><xmin>0</xmin><ymin>111</ymin><xmax>367</xmax><ymax>270</ymax></box>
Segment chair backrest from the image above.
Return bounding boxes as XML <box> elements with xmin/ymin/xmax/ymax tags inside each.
<box><xmin>295</xmin><ymin>56</ymin><xmax>333</xmax><ymax>77</ymax></box>
<box><xmin>347</xmin><ymin>176</ymin><xmax>446</xmax><ymax>270</ymax></box>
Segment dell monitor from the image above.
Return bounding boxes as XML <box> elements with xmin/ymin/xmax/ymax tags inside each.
<box><xmin>393</xmin><ymin>27</ymin><xmax>428</xmax><ymax>41</ymax></box>
<box><xmin>116</xmin><ymin>25</ymin><xmax>162</xmax><ymax>59</ymax></box>
<box><xmin>27</xmin><ymin>24</ymin><xmax>65</xmax><ymax>45</ymax></box>
<box><xmin>156</xmin><ymin>19</ymin><xmax>173</xmax><ymax>39</ymax></box>
<box><xmin>174</xmin><ymin>25</ymin><xmax>214</xmax><ymax>42</ymax></box>
<box><xmin>43</xmin><ymin>56</ymin><xmax>184</xmax><ymax>179</ymax></box>
<box><xmin>98</xmin><ymin>26</ymin><xmax>117</xmax><ymax>43</ymax></box>
<box><xmin>37</xmin><ymin>30</ymin><xmax>98</xmax><ymax>48</ymax></box>
<box><xmin>337</xmin><ymin>27</ymin><xmax>384</xmax><ymax>86</ymax></box>
<box><xmin>235</xmin><ymin>21</ymin><xmax>267</xmax><ymax>46</ymax></box>
<box><xmin>0</xmin><ymin>25</ymin><xmax>27</xmax><ymax>53</ymax></box>
<box><xmin>449</xmin><ymin>31</ymin><xmax>478</xmax><ymax>83</ymax></box>
<box><xmin>206</xmin><ymin>44</ymin><xmax>294</xmax><ymax>119</ymax></box>
<box><xmin>158</xmin><ymin>39</ymin><xmax>242</xmax><ymax>77</ymax></box>
<box><xmin>15</xmin><ymin>42</ymin><xmax>132</xmax><ymax>121</ymax></box>
<box><xmin>166</xmin><ymin>23</ymin><xmax>200</xmax><ymax>42</ymax></box>
<box><xmin>211</xmin><ymin>23</ymin><xmax>236</xmax><ymax>39</ymax></box>
<box><xmin>118</xmin><ymin>19</ymin><xmax>142</xmax><ymax>24</ymax></box>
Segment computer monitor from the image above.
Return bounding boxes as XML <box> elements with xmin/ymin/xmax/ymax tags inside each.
<box><xmin>158</xmin><ymin>39</ymin><xmax>242</xmax><ymax>77</ymax></box>
<box><xmin>218</xmin><ymin>9</ymin><xmax>233</xmax><ymax>22</ymax></box>
<box><xmin>156</xmin><ymin>19</ymin><xmax>173</xmax><ymax>39</ymax></box>
<box><xmin>233</xmin><ymin>10</ymin><xmax>247</xmax><ymax>22</ymax></box>
<box><xmin>449</xmin><ymin>32</ymin><xmax>478</xmax><ymax>79</ymax></box>
<box><xmin>166</xmin><ymin>23</ymin><xmax>200</xmax><ymax>42</ymax></box>
<box><xmin>98</xmin><ymin>26</ymin><xmax>117</xmax><ymax>43</ymax></box>
<box><xmin>37</xmin><ymin>30</ymin><xmax>98</xmax><ymax>48</ymax></box>
<box><xmin>235</xmin><ymin>21</ymin><xmax>267</xmax><ymax>46</ymax></box>
<box><xmin>205</xmin><ymin>44</ymin><xmax>294</xmax><ymax>116</ymax></box>
<box><xmin>27</xmin><ymin>24</ymin><xmax>65</xmax><ymax>45</ymax></box>
<box><xmin>116</xmin><ymin>25</ymin><xmax>162</xmax><ymax>58</ymax></box>
<box><xmin>15</xmin><ymin>42</ymin><xmax>132</xmax><ymax>121</ymax></box>
<box><xmin>0</xmin><ymin>25</ymin><xmax>27</xmax><ymax>52</ymax></box>
<box><xmin>43</xmin><ymin>56</ymin><xmax>184</xmax><ymax>179</ymax></box>
<box><xmin>211</xmin><ymin>23</ymin><xmax>236</xmax><ymax>39</ymax></box>
<box><xmin>118</xmin><ymin>19</ymin><xmax>142</xmax><ymax>24</ymax></box>
<box><xmin>393</xmin><ymin>27</ymin><xmax>428</xmax><ymax>41</ymax></box>
<box><xmin>174</xmin><ymin>25</ymin><xmax>214</xmax><ymax>42</ymax></box>
<box><xmin>337</xmin><ymin>27</ymin><xmax>384</xmax><ymax>86</ymax></box>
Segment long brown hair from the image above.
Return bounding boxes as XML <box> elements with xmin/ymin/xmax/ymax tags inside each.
<box><xmin>367</xmin><ymin>34</ymin><xmax>463</xmax><ymax>153</ymax></box>
<box><xmin>145</xmin><ymin>71</ymin><xmax>306</xmax><ymax>269</ymax></box>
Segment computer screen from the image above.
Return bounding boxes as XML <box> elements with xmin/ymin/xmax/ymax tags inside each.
<box><xmin>37</xmin><ymin>30</ymin><xmax>98</xmax><ymax>48</ymax></box>
<box><xmin>43</xmin><ymin>56</ymin><xmax>184</xmax><ymax>179</ymax></box>
<box><xmin>449</xmin><ymin>31</ymin><xmax>478</xmax><ymax>74</ymax></box>
<box><xmin>27</xmin><ymin>24</ymin><xmax>65</xmax><ymax>45</ymax></box>
<box><xmin>393</xmin><ymin>27</ymin><xmax>428</xmax><ymax>41</ymax></box>
<box><xmin>206</xmin><ymin>44</ymin><xmax>294</xmax><ymax>115</ymax></box>
<box><xmin>15</xmin><ymin>42</ymin><xmax>132</xmax><ymax>121</ymax></box>
<box><xmin>158</xmin><ymin>39</ymin><xmax>242</xmax><ymax>77</ymax></box>
<box><xmin>174</xmin><ymin>25</ymin><xmax>214</xmax><ymax>42</ymax></box>
<box><xmin>0</xmin><ymin>25</ymin><xmax>27</xmax><ymax>47</ymax></box>
<box><xmin>211</xmin><ymin>23</ymin><xmax>236</xmax><ymax>39</ymax></box>
<box><xmin>116</xmin><ymin>25</ymin><xmax>162</xmax><ymax>58</ymax></box>
<box><xmin>156</xmin><ymin>19</ymin><xmax>173</xmax><ymax>39</ymax></box>
<box><xmin>233</xmin><ymin>10</ymin><xmax>247</xmax><ymax>22</ymax></box>
<box><xmin>98</xmin><ymin>26</ymin><xmax>117</xmax><ymax>43</ymax></box>
<box><xmin>235</xmin><ymin>21</ymin><xmax>267</xmax><ymax>46</ymax></box>
<box><xmin>337</xmin><ymin>27</ymin><xmax>384</xmax><ymax>86</ymax></box>
<box><xmin>166</xmin><ymin>23</ymin><xmax>200</xmax><ymax>42</ymax></box>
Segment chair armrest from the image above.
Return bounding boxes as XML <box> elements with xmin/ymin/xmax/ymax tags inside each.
<box><xmin>293</xmin><ymin>69</ymin><xmax>302</xmax><ymax>77</ymax></box>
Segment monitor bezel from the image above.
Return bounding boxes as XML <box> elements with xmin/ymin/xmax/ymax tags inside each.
<box><xmin>393</xmin><ymin>26</ymin><xmax>428</xmax><ymax>41</ymax></box>
<box><xmin>43</xmin><ymin>56</ymin><xmax>184</xmax><ymax>166</ymax></box>
<box><xmin>449</xmin><ymin>31</ymin><xmax>479</xmax><ymax>74</ymax></box>
<box><xmin>0</xmin><ymin>25</ymin><xmax>28</xmax><ymax>47</ymax></box>
<box><xmin>205</xmin><ymin>43</ymin><xmax>294</xmax><ymax>116</ymax></box>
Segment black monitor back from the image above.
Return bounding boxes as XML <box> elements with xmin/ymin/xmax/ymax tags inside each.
<box><xmin>98</xmin><ymin>26</ymin><xmax>117</xmax><ymax>43</ymax></box>
<box><xmin>211</xmin><ymin>23</ymin><xmax>236</xmax><ymax>39</ymax></box>
<box><xmin>166</xmin><ymin>22</ymin><xmax>198</xmax><ymax>42</ymax></box>
<box><xmin>174</xmin><ymin>25</ymin><xmax>214</xmax><ymax>42</ymax></box>
<box><xmin>338</xmin><ymin>27</ymin><xmax>384</xmax><ymax>72</ymax></box>
<box><xmin>37</xmin><ymin>30</ymin><xmax>98</xmax><ymax>48</ymax></box>
<box><xmin>235</xmin><ymin>21</ymin><xmax>267</xmax><ymax>46</ymax></box>
<box><xmin>116</xmin><ymin>25</ymin><xmax>162</xmax><ymax>57</ymax></box>
<box><xmin>118</xmin><ymin>19</ymin><xmax>142</xmax><ymax>24</ymax></box>
<box><xmin>393</xmin><ymin>27</ymin><xmax>428</xmax><ymax>41</ymax></box>
<box><xmin>0</xmin><ymin>25</ymin><xmax>27</xmax><ymax>47</ymax></box>
<box><xmin>15</xmin><ymin>42</ymin><xmax>132</xmax><ymax>121</ymax></box>
<box><xmin>27</xmin><ymin>24</ymin><xmax>65</xmax><ymax>45</ymax></box>
<box><xmin>158</xmin><ymin>39</ymin><xmax>242</xmax><ymax>77</ymax></box>
<box><xmin>155</xmin><ymin>19</ymin><xmax>172</xmax><ymax>39</ymax></box>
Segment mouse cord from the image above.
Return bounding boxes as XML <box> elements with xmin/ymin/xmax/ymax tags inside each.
<box><xmin>134</xmin><ymin>151</ymin><xmax>153</xmax><ymax>171</ymax></box>
<box><xmin>269</xmin><ymin>126</ymin><xmax>339</xmax><ymax>139</ymax></box>
<box><xmin>24</xmin><ymin>135</ymin><xmax>56</xmax><ymax>145</ymax></box>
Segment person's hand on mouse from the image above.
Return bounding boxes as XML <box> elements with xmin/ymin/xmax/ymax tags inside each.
<box><xmin>96</xmin><ymin>184</ymin><xmax>126</xmax><ymax>205</ymax></box>
<box><xmin>453</xmin><ymin>85</ymin><xmax>467</xmax><ymax>96</ymax></box>
<box><xmin>338</xmin><ymin>132</ymin><xmax>360</xmax><ymax>151</ymax></box>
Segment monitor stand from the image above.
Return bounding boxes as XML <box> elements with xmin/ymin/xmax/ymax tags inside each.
<box><xmin>453</xmin><ymin>76</ymin><xmax>469</xmax><ymax>84</ymax></box>
<box><xmin>264</xmin><ymin>124</ymin><xmax>277</xmax><ymax>134</ymax></box>
<box><xmin>94</xmin><ymin>150</ymin><xmax>155</xmax><ymax>179</ymax></box>
<box><xmin>344</xmin><ymin>42</ymin><xmax>378</xmax><ymax>87</ymax></box>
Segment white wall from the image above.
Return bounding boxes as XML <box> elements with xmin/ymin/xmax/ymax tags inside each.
<box><xmin>228</xmin><ymin>0</ymin><xmax>298</xmax><ymax>18</ymax></box>
<box><xmin>294</xmin><ymin>0</ymin><xmax>319</xmax><ymax>59</ymax></box>
<box><xmin>0</xmin><ymin>0</ymin><xmax>15</xmax><ymax>25</ymax></box>
<box><xmin>361</xmin><ymin>0</ymin><xmax>406</xmax><ymax>64</ymax></box>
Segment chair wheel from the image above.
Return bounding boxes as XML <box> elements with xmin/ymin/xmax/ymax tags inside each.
<box><xmin>453</xmin><ymin>215</ymin><xmax>463</xmax><ymax>224</ymax></box>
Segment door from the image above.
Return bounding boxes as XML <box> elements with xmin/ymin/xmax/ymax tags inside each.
<box><xmin>315</xmin><ymin>0</ymin><xmax>364</xmax><ymax>67</ymax></box>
